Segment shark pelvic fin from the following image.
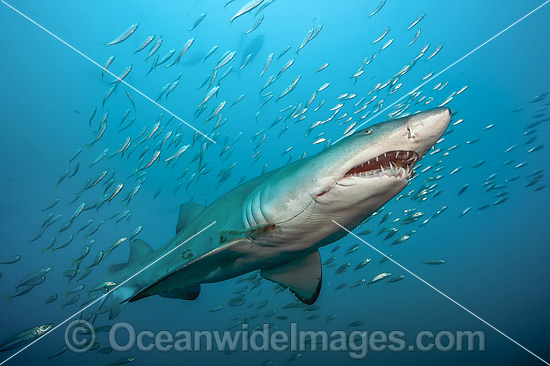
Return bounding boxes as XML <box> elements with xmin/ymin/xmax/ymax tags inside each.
<box><xmin>176</xmin><ymin>203</ymin><xmax>206</xmax><ymax>234</ymax></box>
<box><xmin>106</xmin><ymin>239</ymin><xmax>154</xmax><ymax>279</ymax></box>
<box><xmin>261</xmin><ymin>250</ymin><xmax>322</xmax><ymax>305</ymax></box>
<box><xmin>109</xmin><ymin>286</ymin><xmax>134</xmax><ymax>320</ymax></box>
<box><xmin>106</xmin><ymin>239</ymin><xmax>155</xmax><ymax>320</ymax></box>
<box><xmin>129</xmin><ymin>239</ymin><xmax>154</xmax><ymax>262</ymax></box>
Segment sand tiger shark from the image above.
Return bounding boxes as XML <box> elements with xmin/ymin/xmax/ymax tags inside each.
<box><xmin>107</xmin><ymin>107</ymin><xmax>451</xmax><ymax>319</ymax></box>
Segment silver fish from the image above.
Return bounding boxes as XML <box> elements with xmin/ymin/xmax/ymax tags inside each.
<box><xmin>105</xmin><ymin>23</ymin><xmax>138</xmax><ymax>46</ymax></box>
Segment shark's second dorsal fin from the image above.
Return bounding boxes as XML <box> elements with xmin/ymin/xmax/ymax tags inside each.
<box><xmin>129</xmin><ymin>239</ymin><xmax>154</xmax><ymax>263</ymax></box>
<box><xmin>177</xmin><ymin>203</ymin><xmax>206</xmax><ymax>234</ymax></box>
<box><xmin>260</xmin><ymin>250</ymin><xmax>322</xmax><ymax>305</ymax></box>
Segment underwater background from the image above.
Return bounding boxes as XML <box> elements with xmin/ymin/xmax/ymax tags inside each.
<box><xmin>0</xmin><ymin>0</ymin><xmax>549</xmax><ymax>365</ymax></box>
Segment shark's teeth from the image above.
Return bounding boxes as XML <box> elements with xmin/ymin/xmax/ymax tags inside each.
<box><xmin>343</xmin><ymin>150</ymin><xmax>418</xmax><ymax>180</ymax></box>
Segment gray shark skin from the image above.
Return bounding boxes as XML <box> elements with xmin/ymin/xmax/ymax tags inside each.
<box><xmin>107</xmin><ymin>107</ymin><xmax>451</xmax><ymax>319</ymax></box>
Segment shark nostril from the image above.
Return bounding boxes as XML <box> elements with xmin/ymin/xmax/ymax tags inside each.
<box><xmin>407</xmin><ymin>125</ymin><xmax>415</xmax><ymax>139</ymax></box>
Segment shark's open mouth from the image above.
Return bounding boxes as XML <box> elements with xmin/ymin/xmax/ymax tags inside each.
<box><xmin>343</xmin><ymin>150</ymin><xmax>419</xmax><ymax>179</ymax></box>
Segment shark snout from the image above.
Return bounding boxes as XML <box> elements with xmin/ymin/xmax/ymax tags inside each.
<box><xmin>406</xmin><ymin>107</ymin><xmax>451</xmax><ymax>145</ymax></box>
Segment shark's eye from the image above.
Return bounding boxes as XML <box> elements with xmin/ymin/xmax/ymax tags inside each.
<box><xmin>363</xmin><ymin>128</ymin><xmax>372</xmax><ymax>135</ymax></box>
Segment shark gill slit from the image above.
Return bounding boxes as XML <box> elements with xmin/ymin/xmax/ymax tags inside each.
<box><xmin>270</xmin><ymin>196</ymin><xmax>316</xmax><ymax>226</ymax></box>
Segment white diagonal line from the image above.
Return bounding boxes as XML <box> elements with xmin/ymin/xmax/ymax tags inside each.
<box><xmin>1</xmin><ymin>0</ymin><xmax>216</xmax><ymax>144</ymax></box>
<box><xmin>0</xmin><ymin>221</ymin><xmax>217</xmax><ymax>365</ymax></box>
<box><xmin>333</xmin><ymin>0</ymin><xmax>550</xmax><ymax>144</ymax></box>
<box><xmin>332</xmin><ymin>220</ymin><xmax>549</xmax><ymax>365</ymax></box>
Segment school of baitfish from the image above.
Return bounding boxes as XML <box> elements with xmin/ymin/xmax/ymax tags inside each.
<box><xmin>1</xmin><ymin>0</ymin><xmax>547</xmax><ymax>364</ymax></box>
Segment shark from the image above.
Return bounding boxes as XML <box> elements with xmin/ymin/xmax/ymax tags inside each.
<box><xmin>107</xmin><ymin>107</ymin><xmax>451</xmax><ymax>319</ymax></box>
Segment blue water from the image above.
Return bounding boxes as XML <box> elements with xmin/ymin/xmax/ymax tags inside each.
<box><xmin>1</xmin><ymin>0</ymin><xmax>549</xmax><ymax>365</ymax></box>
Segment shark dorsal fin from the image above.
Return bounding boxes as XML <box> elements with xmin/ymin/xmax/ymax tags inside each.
<box><xmin>176</xmin><ymin>203</ymin><xmax>206</xmax><ymax>234</ymax></box>
<box><xmin>260</xmin><ymin>250</ymin><xmax>322</xmax><ymax>305</ymax></box>
<box><xmin>129</xmin><ymin>239</ymin><xmax>154</xmax><ymax>263</ymax></box>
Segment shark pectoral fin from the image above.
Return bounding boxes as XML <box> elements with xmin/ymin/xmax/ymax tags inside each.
<box><xmin>261</xmin><ymin>250</ymin><xmax>322</xmax><ymax>305</ymax></box>
<box><xmin>176</xmin><ymin>202</ymin><xmax>207</xmax><ymax>234</ymax></box>
<box><xmin>158</xmin><ymin>284</ymin><xmax>201</xmax><ymax>301</ymax></box>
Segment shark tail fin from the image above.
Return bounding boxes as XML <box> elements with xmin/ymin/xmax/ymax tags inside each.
<box><xmin>106</xmin><ymin>239</ymin><xmax>155</xmax><ymax>319</ymax></box>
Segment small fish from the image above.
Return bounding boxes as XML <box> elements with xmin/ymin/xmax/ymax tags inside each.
<box><xmin>348</xmin><ymin>320</ymin><xmax>364</xmax><ymax>327</ymax></box>
<box><xmin>289</xmin><ymin>352</ymin><xmax>302</xmax><ymax>362</ymax></box>
<box><xmin>204</xmin><ymin>45</ymin><xmax>219</xmax><ymax>62</ymax></box>
<box><xmin>472</xmin><ymin>160</ymin><xmax>486</xmax><ymax>168</ymax></box>
<box><xmin>391</xmin><ymin>235</ymin><xmax>410</xmax><ymax>246</ymax></box>
<box><xmin>276</xmin><ymin>59</ymin><xmax>294</xmax><ymax>79</ymax></box>
<box><xmin>277</xmin><ymin>45</ymin><xmax>291</xmax><ymax>60</ymax></box>
<box><xmin>228</xmin><ymin>297</ymin><xmax>246</xmax><ymax>307</ymax></box>
<box><xmin>230</xmin><ymin>0</ymin><xmax>264</xmax><ymax>23</ymax></box>
<box><xmin>174</xmin><ymin>38</ymin><xmax>195</xmax><ymax>65</ymax></box>
<box><xmin>0</xmin><ymin>324</ymin><xmax>54</xmax><ymax>352</ymax></box>
<box><xmin>105</xmin><ymin>23</ymin><xmax>139</xmax><ymax>46</ymax></box>
<box><xmin>373</xmin><ymin>27</ymin><xmax>390</xmax><ymax>44</ymax></box>
<box><xmin>346</xmin><ymin>244</ymin><xmax>360</xmax><ymax>255</ymax></box>
<box><xmin>335</xmin><ymin>262</ymin><xmax>351</xmax><ymax>274</ymax></box>
<box><xmin>42</xmin><ymin>198</ymin><xmax>60</xmax><ymax>211</ymax></box>
<box><xmin>0</xmin><ymin>255</ymin><xmax>21</xmax><ymax>265</ymax></box>
<box><xmin>156</xmin><ymin>49</ymin><xmax>176</xmax><ymax>67</ymax></box>
<box><xmin>426</xmin><ymin>44</ymin><xmax>444</xmax><ymax>60</ymax></box>
<box><xmin>407</xmin><ymin>14</ymin><xmax>425</xmax><ymax>30</ymax></box>
<box><xmin>70</xmin><ymin>202</ymin><xmax>86</xmax><ymax>223</ymax></box>
<box><xmin>350</xmin><ymin>279</ymin><xmax>366</xmax><ymax>288</ymax></box>
<box><xmin>387</xmin><ymin>274</ymin><xmax>406</xmax><ymax>283</ymax></box>
<box><xmin>47</xmin><ymin>345</ymin><xmax>68</xmax><ymax>361</ymax></box>
<box><xmin>408</xmin><ymin>28</ymin><xmax>421</xmax><ymax>47</ymax></box>
<box><xmin>45</xmin><ymin>294</ymin><xmax>58</xmax><ymax>304</ymax></box>
<box><xmin>107</xmin><ymin>357</ymin><xmax>135</xmax><ymax>365</ymax></box>
<box><xmin>126</xmin><ymin>90</ymin><xmax>136</xmax><ymax>109</ymax></box>
<box><xmin>296</xmin><ymin>28</ymin><xmax>314</xmax><ymax>55</ymax></box>
<box><xmin>128</xmin><ymin>225</ymin><xmax>143</xmax><ymax>242</ymax></box>
<box><xmin>367</xmin><ymin>272</ymin><xmax>392</xmax><ymax>286</ymax></box>
<box><xmin>260</xmin><ymin>53</ymin><xmax>274</xmax><ymax>76</ymax></box>
<box><xmin>369</xmin><ymin>0</ymin><xmax>386</xmax><ymax>17</ymax></box>
<box><xmin>210</xmin><ymin>305</ymin><xmax>224</xmax><ymax>312</ymax></box>
<box><xmin>379</xmin><ymin>255</ymin><xmax>392</xmax><ymax>265</ymax></box>
<box><xmin>61</xmin><ymin>294</ymin><xmax>80</xmax><ymax>308</ymax></box>
<box><xmin>102</xmin><ymin>56</ymin><xmax>115</xmax><ymax>79</ymax></box>
<box><xmin>69</xmin><ymin>148</ymin><xmax>82</xmax><ymax>163</ymax></box>
<box><xmin>380</xmin><ymin>38</ymin><xmax>393</xmax><ymax>52</ymax></box>
<box><xmin>246</xmin><ymin>15</ymin><xmax>264</xmax><ymax>35</ymax></box>
<box><xmin>87</xmin><ymin>251</ymin><xmax>104</xmax><ymax>268</ymax></box>
<box><xmin>355</xmin><ymin>259</ymin><xmax>371</xmax><ymax>271</ymax></box>
<box><xmin>214</xmin><ymin>51</ymin><xmax>236</xmax><ymax>70</ymax></box>
<box><xmin>56</xmin><ymin>169</ymin><xmax>70</xmax><ymax>187</ymax></box>
<box><xmin>16</xmin><ymin>267</ymin><xmax>52</xmax><ymax>290</ymax></box>
<box><xmin>424</xmin><ymin>259</ymin><xmax>445</xmax><ymax>265</ymax></box>
<box><xmin>316</xmin><ymin>62</ymin><xmax>329</xmax><ymax>73</ymax></box>
<box><xmin>458</xmin><ymin>184</ymin><xmax>469</xmax><ymax>196</ymax></box>
<box><xmin>189</xmin><ymin>13</ymin><xmax>206</xmax><ymax>31</ymax></box>
<box><xmin>138</xmin><ymin>150</ymin><xmax>161</xmax><ymax>171</ymax></box>
<box><xmin>147</xmin><ymin>36</ymin><xmax>163</xmax><ymax>61</ymax></box>
<box><xmin>97</xmin><ymin>347</ymin><xmax>114</xmax><ymax>354</ymax></box>
<box><xmin>133</xmin><ymin>35</ymin><xmax>154</xmax><ymax>54</ymax></box>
